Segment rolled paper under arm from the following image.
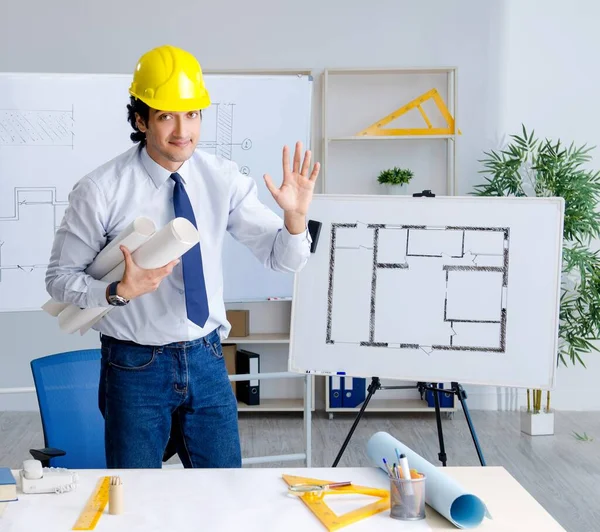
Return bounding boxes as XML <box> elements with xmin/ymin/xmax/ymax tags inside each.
<box><xmin>57</xmin><ymin>217</ymin><xmax>199</xmax><ymax>334</ymax></box>
<box><xmin>41</xmin><ymin>217</ymin><xmax>156</xmax><ymax>316</ymax></box>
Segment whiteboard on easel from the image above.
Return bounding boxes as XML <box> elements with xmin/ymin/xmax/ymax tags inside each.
<box><xmin>0</xmin><ymin>71</ymin><xmax>312</xmax><ymax>312</ymax></box>
<box><xmin>288</xmin><ymin>194</ymin><xmax>564</xmax><ymax>390</ymax></box>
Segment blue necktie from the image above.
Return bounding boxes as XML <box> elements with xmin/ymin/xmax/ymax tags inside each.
<box><xmin>170</xmin><ymin>172</ymin><xmax>209</xmax><ymax>327</ymax></box>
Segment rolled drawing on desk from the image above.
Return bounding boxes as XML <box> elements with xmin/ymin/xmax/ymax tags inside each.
<box><xmin>41</xmin><ymin>216</ymin><xmax>156</xmax><ymax>317</ymax></box>
<box><xmin>57</xmin><ymin>217</ymin><xmax>198</xmax><ymax>334</ymax></box>
<box><xmin>367</xmin><ymin>431</ymin><xmax>491</xmax><ymax>529</ymax></box>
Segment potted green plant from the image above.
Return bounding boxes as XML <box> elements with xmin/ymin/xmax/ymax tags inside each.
<box><xmin>472</xmin><ymin>126</ymin><xmax>600</xmax><ymax>435</ymax></box>
<box><xmin>377</xmin><ymin>166</ymin><xmax>414</xmax><ymax>195</ymax></box>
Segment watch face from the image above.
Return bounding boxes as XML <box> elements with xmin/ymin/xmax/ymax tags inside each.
<box><xmin>109</xmin><ymin>295</ymin><xmax>127</xmax><ymax>306</ymax></box>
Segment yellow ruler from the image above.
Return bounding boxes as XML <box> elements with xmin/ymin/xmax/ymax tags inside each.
<box><xmin>73</xmin><ymin>476</ymin><xmax>110</xmax><ymax>530</ymax></box>
<box><xmin>283</xmin><ymin>474</ymin><xmax>390</xmax><ymax>531</ymax></box>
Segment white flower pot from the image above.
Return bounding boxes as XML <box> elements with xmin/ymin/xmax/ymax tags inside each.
<box><xmin>520</xmin><ymin>408</ymin><xmax>554</xmax><ymax>436</ymax></box>
<box><xmin>383</xmin><ymin>184</ymin><xmax>408</xmax><ymax>195</ymax></box>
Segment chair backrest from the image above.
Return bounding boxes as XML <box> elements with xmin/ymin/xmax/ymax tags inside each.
<box><xmin>30</xmin><ymin>349</ymin><xmax>106</xmax><ymax>468</ymax></box>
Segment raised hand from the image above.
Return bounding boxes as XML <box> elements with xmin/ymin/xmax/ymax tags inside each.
<box><xmin>263</xmin><ymin>141</ymin><xmax>320</xmax><ymax>216</ymax></box>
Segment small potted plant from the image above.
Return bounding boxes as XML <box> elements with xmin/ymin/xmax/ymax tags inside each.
<box><xmin>377</xmin><ymin>166</ymin><xmax>414</xmax><ymax>194</ymax></box>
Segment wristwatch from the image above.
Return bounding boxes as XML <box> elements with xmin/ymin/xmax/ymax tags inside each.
<box><xmin>107</xmin><ymin>281</ymin><xmax>129</xmax><ymax>306</ymax></box>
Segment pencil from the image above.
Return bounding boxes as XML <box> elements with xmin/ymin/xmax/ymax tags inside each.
<box><xmin>382</xmin><ymin>458</ymin><xmax>393</xmax><ymax>477</ymax></box>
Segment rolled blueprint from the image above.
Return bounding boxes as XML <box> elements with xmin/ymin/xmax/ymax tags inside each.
<box><xmin>41</xmin><ymin>299</ymin><xmax>73</xmax><ymax>317</ymax></box>
<box><xmin>366</xmin><ymin>431</ymin><xmax>491</xmax><ymax>529</ymax></box>
<box><xmin>57</xmin><ymin>217</ymin><xmax>199</xmax><ymax>334</ymax></box>
<box><xmin>78</xmin><ymin>308</ymin><xmax>110</xmax><ymax>335</ymax></box>
<box><xmin>41</xmin><ymin>217</ymin><xmax>156</xmax><ymax>316</ymax></box>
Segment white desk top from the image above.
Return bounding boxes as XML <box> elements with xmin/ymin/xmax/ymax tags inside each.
<box><xmin>2</xmin><ymin>466</ymin><xmax>564</xmax><ymax>531</ymax></box>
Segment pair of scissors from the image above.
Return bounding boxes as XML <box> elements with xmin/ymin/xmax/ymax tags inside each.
<box><xmin>287</xmin><ymin>481</ymin><xmax>352</xmax><ymax>495</ymax></box>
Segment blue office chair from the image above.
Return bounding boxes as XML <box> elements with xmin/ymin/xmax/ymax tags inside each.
<box><xmin>30</xmin><ymin>349</ymin><xmax>106</xmax><ymax>469</ymax></box>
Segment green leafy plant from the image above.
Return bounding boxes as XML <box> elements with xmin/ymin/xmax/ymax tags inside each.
<box><xmin>473</xmin><ymin>126</ymin><xmax>600</xmax><ymax>412</ymax></box>
<box><xmin>377</xmin><ymin>166</ymin><xmax>414</xmax><ymax>186</ymax></box>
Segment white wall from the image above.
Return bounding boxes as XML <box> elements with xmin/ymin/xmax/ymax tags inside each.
<box><xmin>507</xmin><ymin>0</ymin><xmax>600</xmax><ymax>411</ymax></box>
<box><xmin>465</xmin><ymin>0</ymin><xmax>600</xmax><ymax>410</ymax></box>
<box><xmin>1</xmin><ymin>0</ymin><xmax>598</xmax><ymax>410</ymax></box>
<box><xmin>0</xmin><ymin>0</ymin><xmax>507</xmax><ymax>410</ymax></box>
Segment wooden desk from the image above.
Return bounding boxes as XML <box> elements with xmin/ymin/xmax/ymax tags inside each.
<box><xmin>3</xmin><ymin>466</ymin><xmax>564</xmax><ymax>531</ymax></box>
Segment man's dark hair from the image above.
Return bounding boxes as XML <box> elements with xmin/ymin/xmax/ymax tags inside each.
<box><xmin>127</xmin><ymin>96</ymin><xmax>150</xmax><ymax>146</ymax></box>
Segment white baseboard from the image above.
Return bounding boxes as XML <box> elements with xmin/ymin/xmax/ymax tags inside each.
<box><xmin>459</xmin><ymin>386</ymin><xmax>519</xmax><ymax>411</ymax></box>
<box><xmin>458</xmin><ymin>385</ymin><xmax>600</xmax><ymax>411</ymax></box>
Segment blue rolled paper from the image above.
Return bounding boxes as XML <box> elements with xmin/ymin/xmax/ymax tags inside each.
<box><xmin>367</xmin><ymin>431</ymin><xmax>491</xmax><ymax>529</ymax></box>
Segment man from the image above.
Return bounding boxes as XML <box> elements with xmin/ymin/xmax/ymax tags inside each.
<box><xmin>45</xmin><ymin>44</ymin><xmax>319</xmax><ymax>469</ymax></box>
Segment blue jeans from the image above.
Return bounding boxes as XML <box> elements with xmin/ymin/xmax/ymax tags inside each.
<box><xmin>98</xmin><ymin>329</ymin><xmax>241</xmax><ymax>468</ymax></box>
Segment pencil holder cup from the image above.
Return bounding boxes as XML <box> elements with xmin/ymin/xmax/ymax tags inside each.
<box><xmin>389</xmin><ymin>475</ymin><xmax>426</xmax><ymax>521</ymax></box>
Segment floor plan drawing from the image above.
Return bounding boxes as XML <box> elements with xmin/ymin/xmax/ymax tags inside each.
<box><xmin>326</xmin><ymin>222</ymin><xmax>509</xmax><ymax>354</ymax></box>
<box><xmin>0</xmin><ymin>102</ymin><xmax>252</xmax><ymax>296</ymax></box>
<box><xmin>0</xmin><ymin>187</ymin><xmax>68</xmax><ymax>283</ymax></box>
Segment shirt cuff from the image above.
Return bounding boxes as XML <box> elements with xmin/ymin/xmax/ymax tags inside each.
<box><xmin>281</xmin><ymin>224</ymin><xmax>312</xmax><ymax>247</ymax></box>
<box><xmin>87</xmin><ymin>279</ymin><xmax>111</xmax><ymax>308</ymax></box>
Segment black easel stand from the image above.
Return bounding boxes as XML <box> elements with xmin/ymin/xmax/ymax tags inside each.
<box><xmin>332</xmin><ymin>378</ymin><xmax>486</xmax><ymax>467</ymax></box>
<box><xmin>332</xmin><ymin>190</ymin><xmax>486</xmax><ymax>469</ymax></box>
<box><xmin>331</xmin><ymin>377</ymin><xmax>382</xmax><ymax>467</ymax></box>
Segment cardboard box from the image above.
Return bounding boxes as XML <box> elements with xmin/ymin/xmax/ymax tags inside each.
<box><xmin>227</xmin><ymin>310</ymin><xmax>249</xmax><ymax>337</ymax></box>
<box><xmin>222</xmin><ymin>343</ymin><xmax>237</xmax><ymax>394</ymax></box>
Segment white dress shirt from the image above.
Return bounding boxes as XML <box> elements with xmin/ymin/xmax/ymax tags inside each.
<box><xmin>45</xmin><ymin>145</ymin><xmax>311</xmax><ymax>345</ymax></box>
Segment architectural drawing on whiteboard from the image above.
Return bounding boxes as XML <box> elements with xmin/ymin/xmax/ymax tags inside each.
<box><xmin>0</xmin><ymin>188</ymin><xmax>68</xmax><ymax>282</ymax></box>
<box><xmin>0</xmin><ymin>108</ymin><xmax>75</xmax><ymax>147</ymax></box>
<box><xmin>197</xmin><ymin>103</ymin><xmax>253</xmax><ymax>174</ymax></box>
<box><xmin>326</xmin><ymin>223</ymin><xmax>509</xmax><ymax>353</ymax></box>
<box><xmin>0</xmin><ymin>103</ymin><xmax>253</xmax><ymax>288</ymax></box>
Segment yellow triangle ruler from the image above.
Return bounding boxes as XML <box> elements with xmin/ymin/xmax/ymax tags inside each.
<box><xmin>283</xmin><ymin>474</ymin><xmax>390</xmax><ymax>531</ymax></box>
<box><xmin>72</xmin><ymin>476</ymin><xmax>110</xmax><ymax>530</ymax></box>
<box><xmin>356</xmin><ymin>88</ymin><xmax>461</xmax><ymax>136</ymax></box>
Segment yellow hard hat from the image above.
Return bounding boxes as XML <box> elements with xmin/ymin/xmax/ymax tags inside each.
<box><xmin>129</xmin><ymin>45</ymin><xmax>211</xmax><ymax>111</ymax></box>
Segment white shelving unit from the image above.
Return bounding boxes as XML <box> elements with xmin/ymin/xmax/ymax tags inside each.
<box><xmin>329</xmin><ymin>134</ymin><xmax>455</xmax><ymax>141</ymax></box>
<box><xmin>322</xmin><ymin>67</ymin><xmax>458</xmax><ymax>196</ymax></box>
<box><xmin>224</xmin><ymin>301</ymin><xmax>315</xmax><ymax>414</ymax></box>
<box><xmin>321</xmin><ymin>67</ymin><xmax>459</xmax><ymax>416</ymax></box>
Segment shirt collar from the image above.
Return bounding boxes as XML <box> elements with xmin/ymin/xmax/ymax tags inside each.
<box><xmin>140</xmin><ymin>146</ymin><xmax>190</xmax><ymax>189</ymax></box>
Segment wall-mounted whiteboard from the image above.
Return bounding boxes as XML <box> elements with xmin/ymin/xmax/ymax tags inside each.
<box><xmin>0</xmin><ymin>72</ymin><xmax>312</xmax><ymax>312</ymax></box>
<box><xmin>289</xmin><ymin>194</ymin><xmax>564</xmax><ymax>390</ymax></box>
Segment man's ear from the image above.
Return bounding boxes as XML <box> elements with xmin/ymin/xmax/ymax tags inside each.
<box><xmin>135</xmin><ymin>112</ymin><xmax>147</xmax><ymax>133</ymax></box>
